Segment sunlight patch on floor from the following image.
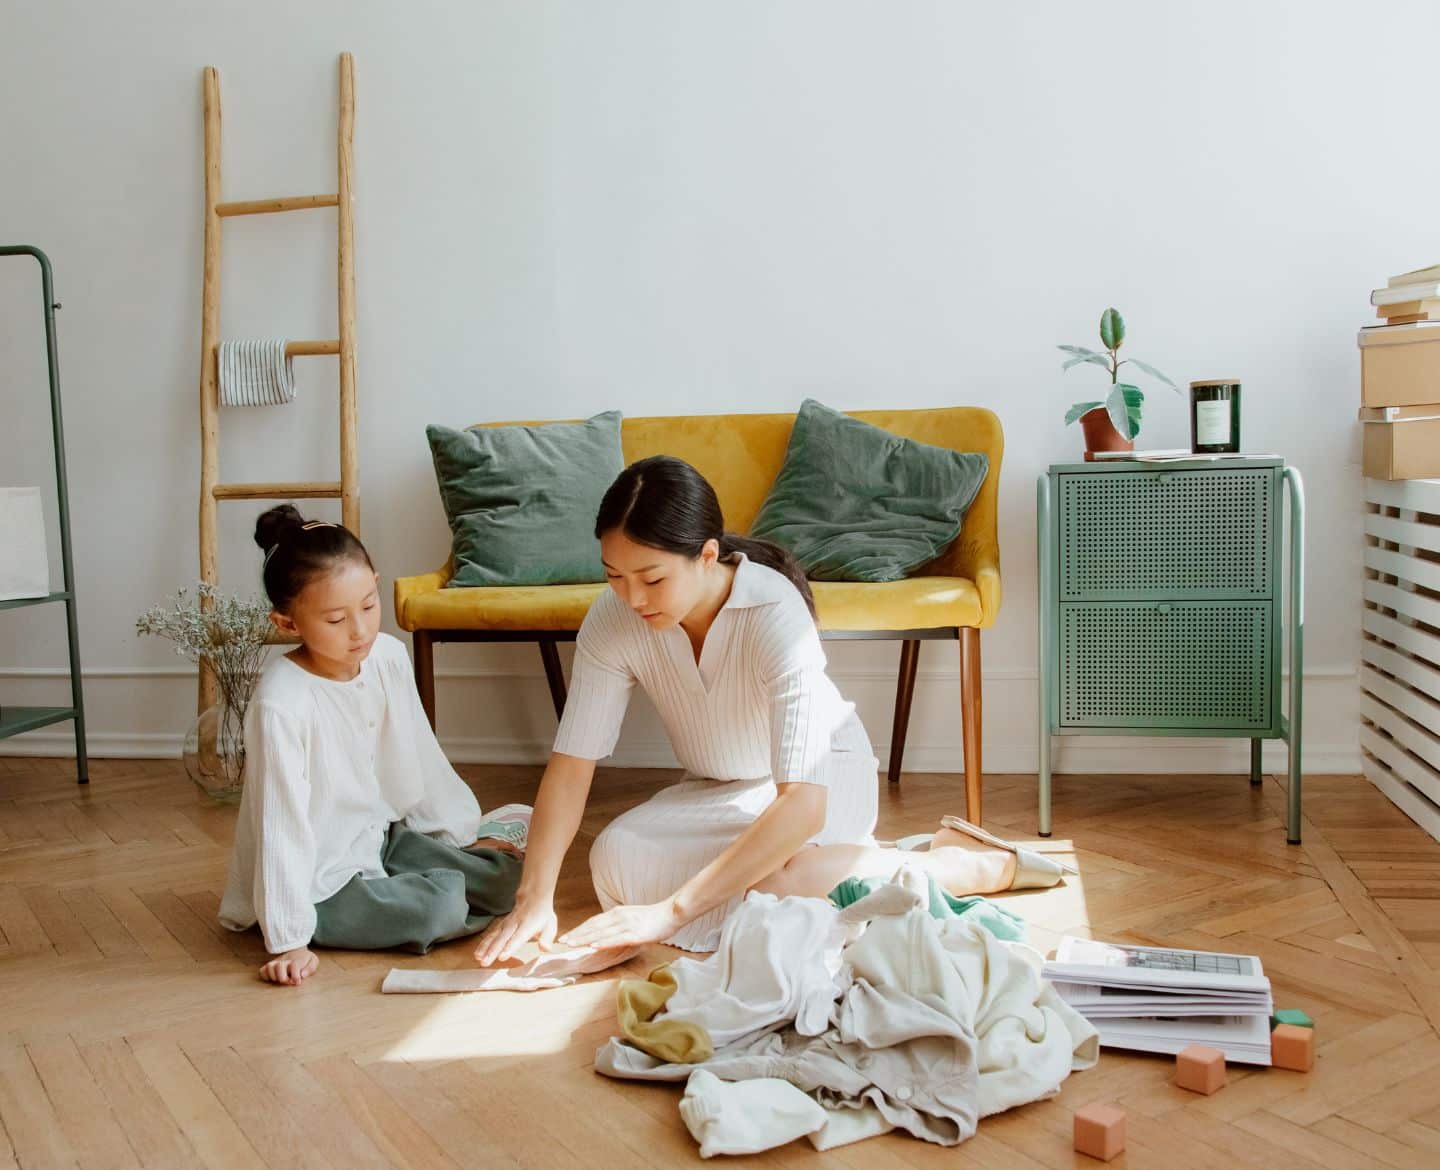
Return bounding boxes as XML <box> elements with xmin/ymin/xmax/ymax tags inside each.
<box><xmin>379</xmin><ymin>977</ymin><xmax>617</xmax><ymax>1063</ymax></box>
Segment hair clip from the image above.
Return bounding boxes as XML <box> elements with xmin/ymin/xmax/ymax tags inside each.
<box><xmin>263</xmin><ymin>543</ymin><xmax>280</xmax><ymax>567</ymax></box>
<box><xmin>301</xmin><ymin>520</ymin><xmax>337</xmax><ymax>531</ymax></box>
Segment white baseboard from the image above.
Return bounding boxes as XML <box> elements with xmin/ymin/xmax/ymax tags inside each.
<box><xmin>0</xmin><ymin>726</ymin><xmax>1361</xmax><ymax>777</ymax></box>
<box><xmin>0</xmin><ymin>662</ymin><xmax>1360</xmax><ymax>776</ymax></box>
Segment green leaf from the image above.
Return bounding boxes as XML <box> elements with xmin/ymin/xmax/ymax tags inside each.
<box><xmin>1099</xmin><ymin>308</ymin><xmax>1125</xmax><ymax>351</ymax></box>
<box><xmin>1106</xmin><ymin>383</ymin><xmax>1144</xmax><ymax>438</ymax></box>
<box><xmin>1063</xmin><ymin>353</ymin><xmax>1111</xmax><ymax>371</ymax></box>
<box><xmin>1126</xmin><ymin>357</ymin><xmax>1178</xmax><ymax>391</ymax></box>
<box><xmin>1058</xmin><ymin>344</ymin><xmax>1107</xmax><ymax>359</ymax></box>
<box><xmin>1065</xmin><ymin>400</ymin><xmax>1103</xmax><ymax>426</ymax></box>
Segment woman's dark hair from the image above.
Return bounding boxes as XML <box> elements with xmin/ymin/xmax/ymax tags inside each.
<box><xmin>254</xmin><ymin>504</ymin><xmax>375</xmax><ymax>613</ymax></box>
<box><xmin>595</xmin><ymin>456</ymin><xmax>816</xmax><ymax>618</ymax></box>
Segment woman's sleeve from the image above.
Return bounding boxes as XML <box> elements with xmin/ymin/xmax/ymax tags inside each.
<box><xmin>246</xmin><ymin>703</ymin><xmax>319</xmax><ymax>953</ymax></box>
<box><xmin>553</xmin><ymin>601</ymin><xmax>635</xmax><ymax>761</ymax></box>
<box><xmin>762</xmin><ymin>604</ymin><xmax>848</xmax><ymax>787</ymax></box>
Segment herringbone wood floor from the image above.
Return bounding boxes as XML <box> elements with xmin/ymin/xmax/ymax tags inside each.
<box><xmin>2</xmin><ymin>757</ymin><xmax>1439</xmax><ymax>1169</ymax></box>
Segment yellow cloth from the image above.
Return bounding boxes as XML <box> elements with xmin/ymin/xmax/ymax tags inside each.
<box><xmin>396</xmin><ymin>406</ymin><xmax>1003</xmax><ymax>633</ymax></box>
<box><xmin>615</xmin><ymin>964</ymin><xmax>714</xmax><ymax>1064</ymax></box>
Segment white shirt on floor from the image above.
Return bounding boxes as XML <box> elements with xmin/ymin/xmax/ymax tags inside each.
<box><xmin>218</xmin><ymin>633</ymin><xmax>482</xmax><ymax>953</ymax></box>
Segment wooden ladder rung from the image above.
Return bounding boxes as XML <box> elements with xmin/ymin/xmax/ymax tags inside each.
<box><xmin>211</xmin><ymin>339</ymin><xmax>339</xmax><ymax>358</ymax></box>
<box><xmin>213</xmin><ymin>481</ymin><xmax>343</xmax><ymax>501</ymax></box>
<box><xmin>215</xmin><ymin>194</ymin><xmax>339</xmax><ymax>217</ymax></box>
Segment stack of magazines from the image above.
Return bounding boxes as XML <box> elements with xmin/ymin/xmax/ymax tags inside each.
<box><xmin>1043</xmin><ymin>936</ymin><xmax>1274</xmax><ymax>1065</ymax></box>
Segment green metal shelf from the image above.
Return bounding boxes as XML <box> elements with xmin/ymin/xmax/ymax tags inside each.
<box><xmin>0</xmin><ymin>591</ymin><xmax>72</xmax><ymax>613</ymax></box>
<box><xmin>0</xmin><ymin>706</ymin><xmax>80</xmax><ymax>738</ymax></box>
<box><xmin>0</xmin><ymin>246</ymin><xmax>88</xmax><ymax>783</ymax></box>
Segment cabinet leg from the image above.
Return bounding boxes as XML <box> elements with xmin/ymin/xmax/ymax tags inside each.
<box><xmin>1038</xmin><ymin>728</ymin><xmax>1052</xmax><ymax>838</ymax></box>
<box><xmin>1250</xmin><ymin>739</ymin><xmax>1263</xmax><ymax>787</ymax></box>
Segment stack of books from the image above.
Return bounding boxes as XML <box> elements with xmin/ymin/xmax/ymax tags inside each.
<box><xmin>1043</xmin><ymin>936</ymin><xmax>1275</xmax><ymax>1065</ymax></box>
<box><xmin>1360</xmin><ymin>264</ymin><xmax>1440</xmax><ymax>479</ymax></box>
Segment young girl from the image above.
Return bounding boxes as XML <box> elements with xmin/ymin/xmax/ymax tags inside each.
<box><xmin>219</xmin><ymin>505</ymin><xmax>526</xmax><ymax>985</ymax></box>
<box><xmin>475</xmin><ymin>456</ymin><xmax>1068</xmax><ymax>962</ymax></box>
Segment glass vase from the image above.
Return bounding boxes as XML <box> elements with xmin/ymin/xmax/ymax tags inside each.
<box><xmin>183</xmin><ymin>699</ymin><xmax>247</xmax><ymax>804</ymax></box>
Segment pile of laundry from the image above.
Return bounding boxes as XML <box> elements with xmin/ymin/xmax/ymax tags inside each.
<box><xmin>595</xmin><ymin>864</ymin><xmax>1099</xmax><ymax>1157</ymax></box>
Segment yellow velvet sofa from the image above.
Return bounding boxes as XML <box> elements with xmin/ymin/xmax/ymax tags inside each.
<box><xmin>395</xmin><ymin>406</ymin><xmax>1003</xmax><ymax>822</ymax></box>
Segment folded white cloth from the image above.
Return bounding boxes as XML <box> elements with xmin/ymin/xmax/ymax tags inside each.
<box><xmin>679</xmin><ymin>1069</ymin><xmax>826</xmax><ymax>1158</ymax></box>
<box><xmin>382</xmin><ymin>968</ymin><xmax>569</xmax><ymax>993</ymax></box>
<box><xmin>218</xmin><ymin>338</ymin><xmax>295</xmax><ymax>406</ymax></box>
<box><xmin>382</xmin><ymin>945</ymin><xmax>638</xmax><ymax>994</ymax></box>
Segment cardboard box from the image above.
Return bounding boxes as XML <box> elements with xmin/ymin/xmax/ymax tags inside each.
<box><xmin>1362</xmin><ymin>414</ymin><xmax>1440</xmax><ymax>480</ymax></box>
<box><xmin>1359</xmin><ymin>323</ymin><xmax>1440</xmax><ymax>407</ymax></box>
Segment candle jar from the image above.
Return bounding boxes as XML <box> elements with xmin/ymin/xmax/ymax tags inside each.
<box><xmin>1190</xmin><ymin>380</ymin><xmax>1241</xmax><ymax>454</ymax></box>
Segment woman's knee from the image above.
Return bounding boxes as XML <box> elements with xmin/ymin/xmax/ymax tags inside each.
<box><xmin>588</xmin><ymin>820</ymin><xmax>633</xmax><ymax>907</ymax></box>
<box><xmin>750</xmin><ymin>849</ymin><xmax>808</xmax><ymax>899</ymax></box>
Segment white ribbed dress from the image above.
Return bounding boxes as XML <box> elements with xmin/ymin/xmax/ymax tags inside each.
<box><xmin>554</xmin><ymin>554</ymin><xmax>879</xmax><ymax>951</ymax></box>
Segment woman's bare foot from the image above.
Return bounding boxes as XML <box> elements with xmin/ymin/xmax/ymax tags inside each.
<box><xmin>259</xmin><ymin>946</ymin><xmax>319</xmax><ymax>985</ymax></box>
<box><xmin>928</xmin><ymin>826</ymin><xmax>1017</xmax><ymax>891</ymax></box>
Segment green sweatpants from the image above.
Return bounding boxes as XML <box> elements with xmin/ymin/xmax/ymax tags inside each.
<box><xmin>312</xmin><ymin>823</ymin><xmax>524</xmax><ymax>954</ymax></box>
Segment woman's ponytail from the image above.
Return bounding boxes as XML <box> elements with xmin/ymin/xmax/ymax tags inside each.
<box><xmin>716</xmin><ymin>533</ymin><xmax>815</xmax><ymax>618</ymax></box>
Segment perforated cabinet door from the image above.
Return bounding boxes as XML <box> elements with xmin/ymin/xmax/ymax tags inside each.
<box><xmin>1059</xmin><ymin>469</ymin><xmax>1273</xmax><ymax>601</ymax></box>
<box><xmin>1059</xmin><ymin>601</ymin><xmax>1274</xmax><ymax>729</ymax></box>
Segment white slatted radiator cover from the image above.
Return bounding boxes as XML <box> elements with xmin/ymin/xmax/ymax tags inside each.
<box><xmin>1362</xmin><ymin>477</ymin><xmax>1440</xmax><ymax>843</ymax></box>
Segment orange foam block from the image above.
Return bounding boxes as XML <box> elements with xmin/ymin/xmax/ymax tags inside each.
<box><xmin>1073</xmin><ymin>1103</ymin><xmax>1126</xmax><ymax>1162</ymax></box>
<box><xmin>1175</xmin><ymin>1043</ymin><xmax>1227</xmax><ymax>1094</ymax></box>
<box><xmin>1271</xmin><ymin>1023</ymin><xmax>1315</xmax><ymax>1072</ymax></box>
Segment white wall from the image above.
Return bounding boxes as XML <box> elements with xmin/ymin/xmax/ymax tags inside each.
<box><xmin>2</xmin><ymin>1</ymin><xmax>1419</xmax><ymax>778</ymax></box>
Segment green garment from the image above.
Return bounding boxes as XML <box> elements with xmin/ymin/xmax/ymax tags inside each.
<box><xmin>311</xmin><ymin>824</ymin><xmax>523</xmax><ymax>954</ymax></box>
<box><xmin>827</xmin><ymin>874</ymin><xmax>1026</xmax><ymax>942</ymax></box>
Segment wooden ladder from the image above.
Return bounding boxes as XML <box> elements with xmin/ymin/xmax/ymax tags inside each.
<box><xmin>196</xmin><ymin>52</ymin><xmax>359</xmax><ymax>713</ymax></box>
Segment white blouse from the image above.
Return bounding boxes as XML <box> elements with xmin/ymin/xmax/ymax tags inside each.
<box><xmin>219</xmin><ymin>632</ymin><xmax>483</xmax><ymax>953</ymax></box>
<box><xmin>554</xmin><ymin>554</ymin><xmax>874</xmax><ymax>783</ymax></box>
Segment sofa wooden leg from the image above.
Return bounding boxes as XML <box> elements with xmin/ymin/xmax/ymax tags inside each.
<box><xmin>888</xmin><ymin>639</ymin><xmax>920</xmax><ymax>784</ymax></box>
<box><xmin>539</xmin><ymin>640</ymin><xmax>567</xmax><ymax>719</ymax></box>
<box><xmin>414</xmin><ymin>631</ymin><xmax>436</xmax><ymax>730</ymax></box>
<box><xmin>961</xmin><ymin>627</ymin><xmax>983</xmax><ymax>825</ymax></box>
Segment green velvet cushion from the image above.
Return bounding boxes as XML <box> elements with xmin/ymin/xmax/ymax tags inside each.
<box><xmin>427</xmin><ymin>412</ymin><xmax>624</xmax><ymax>587</ymax></box>
<box><xmin>749</xmin><ymin>399</ymin><xmax>988</xmax><ymax>583</ymax></box>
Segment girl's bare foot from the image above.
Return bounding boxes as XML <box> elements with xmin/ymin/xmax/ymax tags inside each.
<box><xmin>259</xmin><ymin>946</ymin><xmax>319</xmax><ymax>985</ymax></box>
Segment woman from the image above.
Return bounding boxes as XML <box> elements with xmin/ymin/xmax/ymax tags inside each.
<box><xmin>474</xmin><ymin>456</ymin><xmax>1066</xmax><ymax>960</ymax></box>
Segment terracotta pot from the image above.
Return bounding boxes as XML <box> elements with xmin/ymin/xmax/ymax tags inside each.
<box><xmin>1078</xmin><ymin>406</ymin><xmax>1133</xmax><ymax>461</ymax></box>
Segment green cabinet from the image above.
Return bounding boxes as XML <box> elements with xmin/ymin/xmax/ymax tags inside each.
<box><xmin>1037</xmin><ymin>458</ymin><xmax>1303</xmax><ymax>842</ymax></box>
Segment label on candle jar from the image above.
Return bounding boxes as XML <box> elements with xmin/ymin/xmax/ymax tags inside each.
<box><xmin>1195</xmin><ymin>400</ymin><xmax>1231</xmax><ymax>446</ymax></box>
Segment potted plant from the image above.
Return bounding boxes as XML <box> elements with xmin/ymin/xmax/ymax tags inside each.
<box><xmin>1060</xmin><ymin>308</ymin><xmax>1179</xmax><ymax>459</ymax></box>
<box><xmin>137</xmin><ymin>582</ymin><xmax>272</xmax><ymax>802</ymax></box>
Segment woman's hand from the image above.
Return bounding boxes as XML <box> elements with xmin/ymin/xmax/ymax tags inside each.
<box><xmin>558</xmin><ymin>899</ymin><xmax>685</xmax><ymax>950</ymax></box>
<box><xmin>259</xmin><ymin>947</ymin><xmax>318</xmax><ymax>986</ymax></box>
<box><xmin>473</xmin><ymin>893</ymin><xmax>559</xmax><ymax>965</ymax></box>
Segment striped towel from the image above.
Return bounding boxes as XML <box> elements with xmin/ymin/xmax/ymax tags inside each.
<box><xmin>218</xmin><ymin>339</ymin><xmax>295</xmax><ymax>407</ymax></box>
